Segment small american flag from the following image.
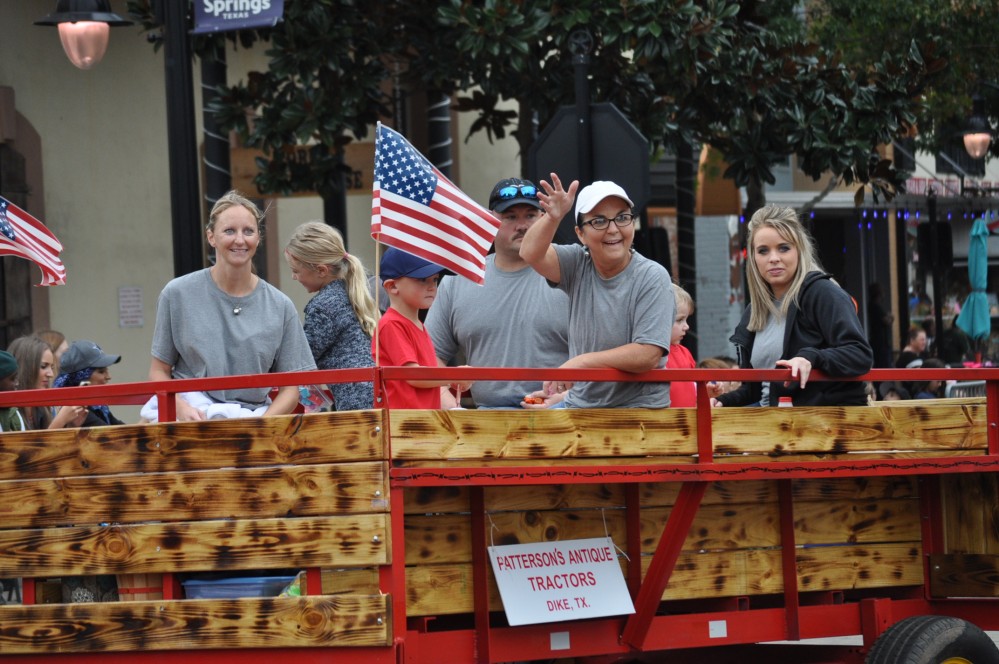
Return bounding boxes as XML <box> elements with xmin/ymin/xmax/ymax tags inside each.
<box><xmin>0</xmin><ymin>196</ymin><xmax>66</xmax><ymax>286</ymax></box>
<box><xmin>371</xmin><ymin>123</ymin><xmax>500</xmax><ymax>284</ymax></box>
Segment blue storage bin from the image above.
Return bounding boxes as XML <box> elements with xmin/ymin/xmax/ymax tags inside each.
<box><xmin>182</xmin><ymin>575</ymin><xmax>296</xmax><ymax>599</ymax></box>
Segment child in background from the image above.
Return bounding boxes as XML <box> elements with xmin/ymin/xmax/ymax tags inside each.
<box><xmin>0</xmin><ymin>351</ymin><xmax>26</xmax><ymax>432</ymax></box>
<box><xmin>373</xmin><ymin>248</ymin><xmax>471</xmax><ymax>409</ymax></box>
<box><xmin>285</xmin><ymin>221</ymin><xmax>378</xmax><ymax>411</ymax></box>
<box><xmin>699</xmin><ymin>356</ymin><xmax>741</xmax><ymax>397</ymax></box>
<box><xmin>667</xmin><ymin>284</ymin><xmax>696</xmax><ymax>407</ymax></box>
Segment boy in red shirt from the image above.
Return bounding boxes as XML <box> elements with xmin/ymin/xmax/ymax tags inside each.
<box><xmin>373</xmin><ymin>248</ymin><xmax>470</xmax><ymax>408</ymax></box>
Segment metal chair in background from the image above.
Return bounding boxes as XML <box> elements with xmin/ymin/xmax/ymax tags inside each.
<box><xmin>945</xmin><ymin>380</ymin><xmax>986</xmax><ymax>398</ymax></box>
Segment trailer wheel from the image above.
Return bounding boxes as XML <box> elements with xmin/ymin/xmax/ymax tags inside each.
<box><xmin>866</xmin><ymin>615</ymin><xmax>999</xmax><ymax>664</ymax></box>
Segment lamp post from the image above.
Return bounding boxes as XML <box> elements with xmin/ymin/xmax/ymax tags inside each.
<box><xmin>35</xmin><ymin>0</ymin><xmax>132</xmax><ymax>70</ymax></box>
<box><xmin>963</xmin><ymin>96</ymin><xmax>991</xmax><ymax>159</ymax></box>
<box><xmin>962</xmin><ymin>82</ymin><xmax>999</xmax><ymax>160</ymax></box>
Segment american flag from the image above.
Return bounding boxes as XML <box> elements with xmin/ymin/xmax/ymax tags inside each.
<box><xmin>371</xmin><ymin>123</ymin><xmax>500</xmax><ymax>284</ymax></box>
<box><xmin>0</xmin><ymin>196</ymin><xmax>65</xmax><ymax>286</ymax></box>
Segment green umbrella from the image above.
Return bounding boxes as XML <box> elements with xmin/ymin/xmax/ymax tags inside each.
<box><xmin>956</xmin><ymin>219</ymin><xmax>991</xmax><ymax>342</ymax></box>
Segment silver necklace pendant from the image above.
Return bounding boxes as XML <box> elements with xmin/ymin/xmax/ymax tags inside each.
<box><xmin>233</xmin><ymin>307</ymin><xmax>242</xmax><ymax>315</ymax></box>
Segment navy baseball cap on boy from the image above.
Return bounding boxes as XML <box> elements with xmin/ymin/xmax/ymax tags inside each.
<box><xmin>380</xmin><ymin>247</ymin><xmax>445</xmax><ymax>281</ymax></box>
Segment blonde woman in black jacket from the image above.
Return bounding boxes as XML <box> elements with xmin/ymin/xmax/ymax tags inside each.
<box><xmin>712</xmin><ymin>205</ymin><xmax>872</xmax><ymax>407</ymax></box>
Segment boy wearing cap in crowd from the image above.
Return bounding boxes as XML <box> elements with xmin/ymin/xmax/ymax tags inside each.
<box><xmin>520</xmin><ymin>175</ymin><xmax>674</xmax><ymax>408</ymax></box>
<box><xmin>53</xmin><ymin>340</ymin><xmax>125</xmax><ymax>427</ymax></box>
<box><xmin>0</xmin><ymin>351</ymin><xmax>26</xmax><ymax>432</ymax></box>
<box><xmin>426</xmin><ymin>177</ymin><xmax>570</xmax><ymax>409</ymax></box>
<box><xmin>374</xmin><ymin>247</ymin><xmax>472</xmax><ymax>409</ymax></box>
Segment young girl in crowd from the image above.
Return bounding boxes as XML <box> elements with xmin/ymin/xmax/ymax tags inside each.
<box><xmin>7</xmin><ymin>335</ymin><xmax>85</xmax><ymax>429</ymax></box>
<box><xmin>666</xmin><ymin>284</ymin><xmax>696</xmax><ymax>407</ymax></box>
<box><xmin>285</xmin><ymin>221</ymin><xmax>378</xmax><ymax>411</ymax></box>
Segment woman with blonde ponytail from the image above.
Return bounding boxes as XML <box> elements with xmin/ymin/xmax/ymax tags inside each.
<box><xmin>285</xmin><ymin>221</ymin><xmax>378</xmax><ymax>411</ymax></box>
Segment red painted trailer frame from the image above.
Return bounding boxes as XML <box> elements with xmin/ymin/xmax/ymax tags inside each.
<box><xmin>1</xmin><ymin>366</ymin><xmax>998</xmax><ymax>663</ymax></box>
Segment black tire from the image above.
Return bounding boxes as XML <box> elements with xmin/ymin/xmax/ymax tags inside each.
<box><xmin>866</xmin><ymin>615</ymin><xmax>999</xmax><ymax>664</ymax></box>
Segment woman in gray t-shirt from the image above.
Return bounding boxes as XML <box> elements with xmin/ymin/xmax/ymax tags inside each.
<box><xmin>520</xmin><ymin>177</ymin><xmax>673</xmax><ymax>408</ymax></box>
<box><xmin>144</xmin><ymin>191</ymin><xmax>316</xmax><ymax>422</ymax></box>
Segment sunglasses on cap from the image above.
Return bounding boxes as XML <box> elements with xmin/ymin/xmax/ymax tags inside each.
<box><xmin>496</xmin><ymin>184</ymin><xmax>538</xmax><ymax>200</ymax></box>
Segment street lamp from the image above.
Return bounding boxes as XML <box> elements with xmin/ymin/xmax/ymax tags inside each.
<box><xmin>35</xmin><ymin>0</ymin><xmax>133</xmax><ymax>70</ymax></box>
<box><xmin>963</xmin><ymin>95</ymin><xmax>992</xmax><ymax>159</ymax></box>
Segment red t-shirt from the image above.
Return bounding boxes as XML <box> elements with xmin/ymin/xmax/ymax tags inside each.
<box><xmin>666</xmin><ymin>343</ymin><xmax>697</xmax><ymax>407</ymax></box>
<box><xmin>373</xmin><ymin>308</ymin><xmax>441</xmax><ymax>409</ymax></box>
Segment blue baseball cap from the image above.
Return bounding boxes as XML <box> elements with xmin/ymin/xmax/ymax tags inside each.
<box><xmin>380</xmin><ymin>247</ymin><xmax>445</xmax><ymax>281</ymax></box>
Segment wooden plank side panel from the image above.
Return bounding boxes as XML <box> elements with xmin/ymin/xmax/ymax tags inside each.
<box><xmin>0</xmin><ymin>595</ymin><xmax>391</xmax><ymax>653</ymax></box>
<box><xmin>390</xmin><ymin>409</ymin><xmax>698</xmax><ymax>460</ymax></box>
<box><xmin>0</xmin><ymin>462</ymin><xmax>390</xmax><ymax>529</ymax></box>
<box><xmin>322</xmin><ymin>567</ymin><xmax>380</xmax><ymax>595</ymax></box>
<box><xmin>796</xmin><ymin>543</ymin><xmax>923</xmax><ymax>592</ymax></box>
<box><xmin>404</xmin><ymin>543</ymin><xmax>923</xmax><ymax>616</ymax></box>
<box><xmin>710</xmin><ymin>404</ymin><xmax>984</xmax><ymax>455</ymax></box>
<box><xmin>390</xmin><ymin>404</ymin><xmax>983</xmax><ymax>462</ymax></box>
<box><xmin>942</xmin><ymin>473</ymin><xmax>990</xmax><ymax>554</ymax></box>
<box><xmin>929</xmin><ymin>553</ymin><xmax>999</xmax><ymax>597</ymax></box>
<box><xmin>792</xmin><ymin>476</ymin><xmax>918</xmax><ymax>501</ymax></box>
<box><xmin>403</xmin><ymin>505</ymin><xmax>782</xmax><ymax>565</ymax></box>
<box><xmin>402</xmin><ymin>478</ymin><xmax>916</xmax><ymax>517</ymax></box>
<box><xmin>403</xmin><ymin>495</ymin><xmax>918</xmax><ymax>566</ymax></box>
<box><xmin>793</xmin><ymin>499</ymin><xmax>921</xmax><ymax>546</ymax></box>
<box><xmin>0</xmin><ymin>411</ymin><xmax>386</xmax><ymax>481</ymax></box>
<box><xmin>0</xmin><ymin>515</ymin><xmax>389</xmax><ymax>577</ymax></box>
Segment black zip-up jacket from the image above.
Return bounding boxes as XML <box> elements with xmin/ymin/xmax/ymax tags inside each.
<box><xmin>717</xmin><ymin>271</ymin><xmax>873</xmax><ymax>407</ymax></box>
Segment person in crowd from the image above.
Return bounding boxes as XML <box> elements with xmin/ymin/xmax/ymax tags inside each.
<box><xmin>53</xmin><ymin>340</ymin><xmax>125</xmax><ymax>427</ymax></box>
<box><xmin>921</xmin><ymin>318</ymin><xmax>936</xmax><ymax>357</ymax></box>
<box><xmin>285</xmin><ymin>221</ymin><xmax>378</xmax><ymax>411</ymax></box>
<box><xmin>877</xmin><ymin>381</ymin><xmax>910</xmax><ymax>401</ymax></box>
<box><xmin>0</xmin><ymin>350</ymin><xmax>25</xmax><ymax>432</ymax></box>
<box><xmin>143</xmin><ymin>190</ymin><xmax>316</xmax><ymax>422</ymax></box>
<box><xmin>909</xmin><ymin>357</ymin><xmax>946</xmax><ymax>399</ymax></box>
<box><xmin>937</xmin><ymin>318</ymin><xmax>971</xmax><ymax>366</ymax></box>
<box><xmin>0</xmin><ymin>350</ymin><xmax>22</xmax><ymax>605</ymax></box>
<box><xmin>426</xmin><ymin>177</ymin><xmax>570</xmax><ymax>409</ymax></box>
<box><xmin>7</xmin><ymin>335</ymin><xmax>86</xmax><ymax>429</ymax></box>
<box><xmin>36</xmin><ymin>330</ymin><xmax>69</xmax><ymax>368</ymax></box>
<box><xmin>866</xmin><ymin>282</ymin><xmax>894</xmax><ymax>368</ymax></box>
<box><xmin>666</xmin><ymin>284</ymin><xmax>696</xmax><ymax>407</ymax></box>
<box><xmin>368</xmin><ymin>275</ymin><xmax>390</xmax><ymax>315</ymax></box>
<box><xmin>374</xmin><ymin>247</ymin><xmax>471</xmax><ymax>409</ymax></box>
<box><xmin>520</xmin><ymin>176</ymin><xmax>674</xmax><ymax>408</ymax></box>
<box><xmin>711</xmin><ymin>205</ymin><xmax>873</xmax><ymax>407</ymax></box>
<box><xmin>895</xmin><ymin>327</ymin><xmax>927</xmax><ymax>369</ymax></box>
<box><xmin>698</xmin><ymin>356</ymin><xmax>741</xmax><ymax>397</ymax></box>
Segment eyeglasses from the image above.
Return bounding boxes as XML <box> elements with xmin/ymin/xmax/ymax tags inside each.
<box><xmin>579</xmin><ymin>213</ymin><xmax>636</xmax><ymax>230</ymax></box>
<box><xmin>496</xmin><ymin>184</ymin><xmax>538</xmax><ymax>200</ymax></box>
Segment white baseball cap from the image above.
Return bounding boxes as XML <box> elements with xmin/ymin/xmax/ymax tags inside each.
<box><xmin>574</xmin><ymin>181</ymin><xmax>635</xmax><ymax>222</ymax></box>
